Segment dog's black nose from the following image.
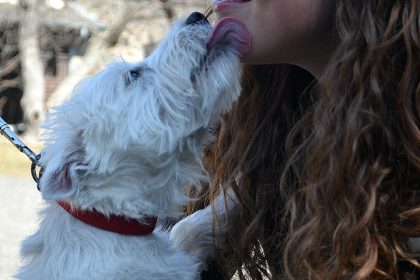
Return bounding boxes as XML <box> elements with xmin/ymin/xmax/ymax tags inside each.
<box><xmin>186</xmin><ymin>12</ymin><xmax>207</xmax><ymax>25</ymax></box>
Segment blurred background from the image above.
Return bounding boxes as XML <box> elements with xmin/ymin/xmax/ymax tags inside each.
<box><xmin>0</xmin><ymin>0</ymin><xmax>210</xmax><ymax>278</ymax></box>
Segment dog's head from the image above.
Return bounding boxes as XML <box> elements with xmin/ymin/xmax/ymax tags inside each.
<box><xmin>38</xmin><ymin>13</ymin><xmax>250</xmax><ymax>217</ymax></box>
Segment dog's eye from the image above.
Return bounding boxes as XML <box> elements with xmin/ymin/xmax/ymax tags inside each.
<box><xmin>127</xmin><ymin>69</ymin><xmax>141</xmax><ymax>84</ymax></box>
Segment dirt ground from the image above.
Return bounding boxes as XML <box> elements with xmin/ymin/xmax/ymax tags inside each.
<box><xmin>0</xmin><ymin>175</ymin><xmax>43</xmax><ymax>279</ymax></box>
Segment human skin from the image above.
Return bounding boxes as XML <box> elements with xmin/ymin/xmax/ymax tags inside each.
<box><xmin>213</xmin><ymin>0</ymin><xmax>338</xmax><ymax>78</ymax></box>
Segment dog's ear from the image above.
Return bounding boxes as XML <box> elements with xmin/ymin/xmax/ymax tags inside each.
<box><xmin>38</xmin><ymin>137</ymin><xmax>88</xmax><ymax>201</ymax></box>
<box><xmin>39</xmin><ymin>160</ymin><xmax>87</xmax><ymax>201</ymax></box>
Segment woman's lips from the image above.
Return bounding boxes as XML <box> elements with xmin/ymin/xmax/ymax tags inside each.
<box><xmin>213</xmin><ymin>0</ymin><xmax>250</xmax><ymax>3</ymax></box>
<box><xmin>213</xmin><ymin>0</ymin><xmax>251</xmax><ymax>13</ymax></box>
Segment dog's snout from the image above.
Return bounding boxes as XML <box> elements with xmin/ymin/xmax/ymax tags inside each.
<box><xmin>186</xmin><ymin>12</ymin><xmax>207</xmax><ymax>25</ymax></box>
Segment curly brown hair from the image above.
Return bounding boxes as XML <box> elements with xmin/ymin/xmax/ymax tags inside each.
<box><xmin>197</xmin><ymin>1</ymin><xmax>420</xmax><ymax>279</ymax></box>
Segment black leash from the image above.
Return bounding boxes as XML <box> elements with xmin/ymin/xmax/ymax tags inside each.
<box><xmin>0</xmin><ymin>116</ymin><xmax>43</xmax><ymax>189</ymax></box>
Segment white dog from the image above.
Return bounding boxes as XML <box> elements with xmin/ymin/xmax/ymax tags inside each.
<box><xmin>16</xmin><ymin>12</ymin><xmax>250</xmax><ymax>280</ymax></box>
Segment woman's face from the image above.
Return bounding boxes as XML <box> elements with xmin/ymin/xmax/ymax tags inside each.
<box><xmin>213</xmin><ymin>0</ymin><xmax>337</xmax><ymax>77</ymax></box>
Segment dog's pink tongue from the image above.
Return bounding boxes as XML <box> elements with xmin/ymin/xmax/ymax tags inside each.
<box><xmin>209</xmin><ymin>17</ymin><xmax>251</xmax><ymax>56</ymax></box>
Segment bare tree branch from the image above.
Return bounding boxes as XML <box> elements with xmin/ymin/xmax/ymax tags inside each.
<box><xmin>66</xmin><ymin>1</ymin><xmax>107</xmax><ymax>31</ymax></box>
<box><xmin>159</xmin><ymin>0</ymin><xmax>175</xmax><ymax>21</ymax></box>
<box><xmin>0</xmin><ymin>55</ymin><xmax>20</xmax><ymax>78</ymax></box>
<box><xmin>0</xmin><ymin>78</ymin><xmax>20</xmax><ymax>92</ymax></box>
<box><xmin>101</xmin><ymin>1</ymin><xmax>132</xmax><ymax>47</ymax></box>
<box><xmin>0</xmin><ymin>96</ymin><xmax>7</xmax><ymax>115</ymax></box>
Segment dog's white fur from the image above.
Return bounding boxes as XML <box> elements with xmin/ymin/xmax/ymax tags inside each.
<box><xmin>17</xmin><ymin>14</ymin><xmax>241</xmax><ymax>280</ymax></box>
<box><xmin>170</xmin><ymin>188</ymin><xmax>239</xmax><ymax>263</ymax></box>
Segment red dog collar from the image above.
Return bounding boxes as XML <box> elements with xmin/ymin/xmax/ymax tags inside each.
<box><xmin>57</xmin><ymin>201</ymin><xmax>157</xmax><ymax>235</ymax></box>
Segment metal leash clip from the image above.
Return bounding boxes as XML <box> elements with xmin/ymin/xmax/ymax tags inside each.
<box><xmin>0</xmin><ymin>116</ymin><xmax>43</xmax><ymax>189</ymax></box>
